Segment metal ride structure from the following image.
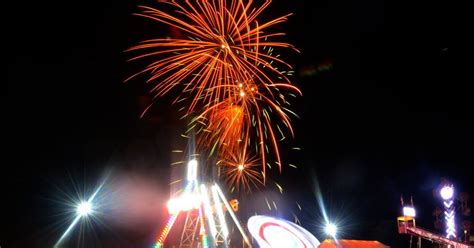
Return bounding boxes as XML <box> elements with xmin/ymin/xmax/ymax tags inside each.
<box><xmin>154</xmin><ymin>159</ymin><xmax>251</xmax><ymax>248</ymax></box>
<box><xmin>397</xmin><ymin>196</ymin><xmax>473</xmax><ymax>248</ymax></box>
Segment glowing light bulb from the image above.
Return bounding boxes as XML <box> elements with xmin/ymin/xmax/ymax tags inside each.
<box><xmin>325</xmin><ymin>223</ymin><xmax>337</xmax><ymax>237</ymax></box>
<box><xmin>77</xmin><ymin>201</ymin><xmax>92</xmax><ymax>216</ymax></box>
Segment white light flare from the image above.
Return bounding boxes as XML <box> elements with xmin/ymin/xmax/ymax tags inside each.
<box><xmin>187</xmin><ymin>159</ymin><xmax>198</xmax><ymax>182</ymax></box>
<box><xmin>325</xmin><ymin>223</ymin><xmax>337</xmax><ymax>237</ymax></box>
<box><xmin>403</xmin><ymin>207</ymin><xmax>416</xmax><ymax>217</ymax></box>
<box><xmin>54</xmin><ymin>215</ymin><xmax>81</xmax><ymax>248</ymax></box>
<box><xmin>167</xmin><ymin>193</ymin><xmax>201</xmax><ymax>214</ymax></box>
<box><xmin>440</xmin><ymin>185</ymin><xmax>454</xmax><ymax>200</ymax></box>
<box><xmin>77</xmin><ymin>201</ymin><xmax>92</xmax><ymax>216</ymax></box>
<box><xmin>54</xmin><ymin>176</ymin><xmax>108</xmax><ymax>248</ymax></box>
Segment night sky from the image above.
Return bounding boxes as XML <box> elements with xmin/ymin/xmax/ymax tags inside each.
<box><xmin>4</xmin><ymin>0</ymin><xmax>471</xmax><ymax>247</ymax></box>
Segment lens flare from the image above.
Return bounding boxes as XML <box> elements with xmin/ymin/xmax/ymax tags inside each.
<box><xmin>77</xmin><ymin>201</ymin><xmax>92</xmax><ymax>216</ymax></box>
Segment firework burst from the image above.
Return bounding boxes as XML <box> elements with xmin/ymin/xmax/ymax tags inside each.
<box><xmin>128</xmin><ymin>0</ymin><xmax>301</xmax><ymax>186</ymax></box>
<box><xmin>190</xmin><ymin>80</ymin><xmax>300</xmax><ymax>176</ymax></box>
<box><xmin>127</xmin><ymin>0</ymin><xmax>298</xmax><ymax>112</ymax></box>
<box><xmin>217</xmin><ymin>145</ymin><xmax>263</xmax><ymax>193</ymax></box>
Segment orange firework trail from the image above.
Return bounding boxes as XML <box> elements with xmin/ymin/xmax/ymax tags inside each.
<box><xmin>128</xmin><ymin>0</ymin><xmax>301</xmax><ymax>184</ymax></box>
<box><xmin>190</xmin><ymin>81</ymin><xmax>301</xmax><ymax>178</ymax></box>
<box><xmin>127</xmin><ymin>0</ymin><xmax>298</xmax><ymax>111</ymax></box>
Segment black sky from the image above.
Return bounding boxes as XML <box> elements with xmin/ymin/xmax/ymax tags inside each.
<box><xmin>4</xmin><ymin>0</ymin><xmax>471</xmax><ymax>247</ymax></box>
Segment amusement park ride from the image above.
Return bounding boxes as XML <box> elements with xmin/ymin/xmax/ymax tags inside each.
<box><xmin>153</xmin><ymin>154</ymin><xmax>474</xmax><ymax>248</ymax></box>
<box><xmin>397</xmin><ymin>185</ymin><xmax>473</xmax><ymax>248</ymax></box>
<box><xmin>154</xmin><ymin>159</ymin><xmax>251</xmax><ymax>248</ymax></box>
<box><xmin>153</xmin><ymin>158</ymin><xmax>322</xmax><ymax>248</ymax></box>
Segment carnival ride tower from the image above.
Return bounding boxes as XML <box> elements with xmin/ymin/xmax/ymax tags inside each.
<box><xmin>397</xmin><ymin>196</ymin><xmax>473</xmax><ymax>248</ymax></box>
<box><xmin>154</xmin><ymin>159</ymin><xmax>251</xmax><ymax>248</ymax></box>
